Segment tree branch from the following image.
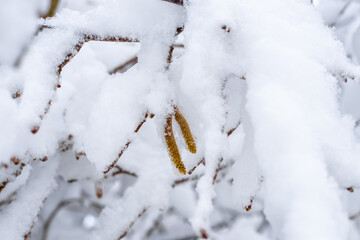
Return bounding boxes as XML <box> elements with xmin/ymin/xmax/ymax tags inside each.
<box><xmin>104</xmin><ymin>112</ymin><xmax>150</xmax><ymax>174</ymax></box>
<box><xmin>110</xmin><ymin>166</ymin><xmax>138</xmax><ymax>178</ymax></box>
<box><xmin>118</xmin><ymin>208</ymin><xmax>147</xmax><ymax>239</ymax></box>
<box><xmin>109</xmin><ymin>56</ymin><xmax>138</xmax><ymax>74</ymax></box>
<box><xmin>188</xmin><ymin>121</ymin><xmax>240</xmax><ymax>175</ymax></box>
<box><xmin>31</xmin><ymin>34</ymin><xmax>140</xmax><ymax>134</ymax></box>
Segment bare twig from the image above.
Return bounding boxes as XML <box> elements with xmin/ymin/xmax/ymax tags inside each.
<box><xmin>212</xmin><ymin>157</ymin><xmax>224</xmax><ymax>184</ymax></box>
<box><xmin>110</xmin><ymin>166</ymin><xmax>138</xmax><ymax>178</ymax></box>
<box><xmin>166</xmin><ymin>45</ymin><xmax>175</xmax><ymax>70</ymax></box>
<box><xmin>173</xmin><ymin>43</ymin><xmax>184</xmax><ymax>48</ymax></box>
<box><xmin>104</xmin><ymin>112</ymin><xmax>150</xmax><ymax>174</ymax></box>
<box><xmin>174</xmin><ymin>161</ymin><xmax>233</xmax><ymax>187</ymax></box>
<box><xmin>226</xmin><ymin>121</ymin><xmax>241</xmax><ymax>136</ymax></box>
<box><xmin>109</xmin><ymin>56</ymin><xmax>138</xmax><ymax>74</ymax></box>
<box><xmin>145</xmin><ymin>211</ymin><xmax>169</xmax><ymax>238</ymax></box>
<box><xmin>118</xmin><ymin>208</ymin><xmax>147</xmax><ymax>240</ymax></box>
<box><xmin>0</xmin><ymin>192</ymin><xmax>17</xmax><ymax>208</ymax></box>
<box><xmin>24</xmin><ymin>221</ymin><xmax>36</xmax><ymax>240</ymax></box>
<box><xmin>188</xmin><ymin>158</ymin><xmax>205</xmax><ymax>175</ymax></box>
<box><xmin>172</xmin><ymin>174</ymin><xmax>201</xmax><ymax>187</ymax></box>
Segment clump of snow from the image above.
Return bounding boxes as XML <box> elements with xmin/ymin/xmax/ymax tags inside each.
<box><xmin>43</xmin><ymin>0</ymin><xmax>185</xmax><ymax>40</ymax></box>
<box><xmin>235</xmin><ymin>0</ymin><xmax>360</xmax><ymax>239</ymax></box>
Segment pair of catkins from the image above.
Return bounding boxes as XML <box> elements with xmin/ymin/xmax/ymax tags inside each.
<box><xmin>164</xmin><ymin>107</ymin><xmax>197</xmax><ymax>175</ymax></box>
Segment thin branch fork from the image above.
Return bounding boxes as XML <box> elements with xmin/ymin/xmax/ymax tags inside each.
<box><xmin>187</xmin><ymin>121</ymin><xmax>240</xmax><ymax>175</ymax></box>
<box><xmin>110</xmin><ymin>166</ymin><xmax>138</xmax><ymax>178</ymax></box>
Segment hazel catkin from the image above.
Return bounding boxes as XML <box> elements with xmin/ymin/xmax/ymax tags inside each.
<box><xmin>174</xmin><ymin>107</ymin><xmax>197</xmax><ymax>154</ymax></box>
<box><xmin>164</xmin><ymin>115</ymin><xmax>186</xmax><ymax>175</ymax></box>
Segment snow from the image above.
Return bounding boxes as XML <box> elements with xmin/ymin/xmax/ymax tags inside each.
<box><xmin>0</xmin><ymin>0</ymin><xmax>360</xmax><ymax>239</ymax></box>
<box><xmin>0</xmin><ymin>0</ymin><xmax>46</xmax><ymax>65</ymax></box>
<box><xmin>0</xmin><ymin>160</ymin><xmax>58</xmax><ymax>240</ymax></box>
<box><xmin>235</xmin><ymin>0</ymin><xmax>360</xmax><ymax>239</ymax></box>
<box><xmin>43</xmin><ymin>0</ymin><xmax>185</xmax><ymax>40</ymax></box>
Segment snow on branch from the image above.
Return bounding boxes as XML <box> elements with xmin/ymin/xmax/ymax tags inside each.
<box><xmin>0</xmin><ymin>160</ymin><xmax>58</xmax><ymax>240</ymax></box>
<box><xmin>103</xmin><ymin>112</ymin><xmax>150</xmax><ymax>174</ymax></box>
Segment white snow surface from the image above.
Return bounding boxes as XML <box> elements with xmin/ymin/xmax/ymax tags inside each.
<box><xmin>235</xmin><ymin>0</ymin><xmax>360</xmax><ymax>239</ymax></box>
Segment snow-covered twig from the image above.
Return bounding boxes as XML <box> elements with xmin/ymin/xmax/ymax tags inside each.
<box><xmin>104</xmin><ymin>112</ymin><xmax>150</xmax><ymax>174</ymax></box>
<box><xmin>29</xmin><ymin>32</ymin><xmax>140</xmax><ymax>134</ymax></box>
<box><xmin>0</xmin><ymin>160</ymin><xmax>58</xmax><ymax>240</ymax></box>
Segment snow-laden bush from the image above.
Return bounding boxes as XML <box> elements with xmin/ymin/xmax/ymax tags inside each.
<box><xmin>1</xmin><ymin>0</ymin><xmax>360</xmax><ymax>239</ymax></box>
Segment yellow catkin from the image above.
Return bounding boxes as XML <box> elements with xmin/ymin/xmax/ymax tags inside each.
<box><xmin>164</xmin><ymin>116</ymin><xmax>186</xmax><ymax>175</ymax></box>
<box><xmin>43</xmin><ymin>0</ymin><xmax>59</xmax><ymax>18</ymax></box>
<box><xmin>174</xmin><ymin>107</ymin><xmax>197</xmax><ymax>154</ymax></box>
